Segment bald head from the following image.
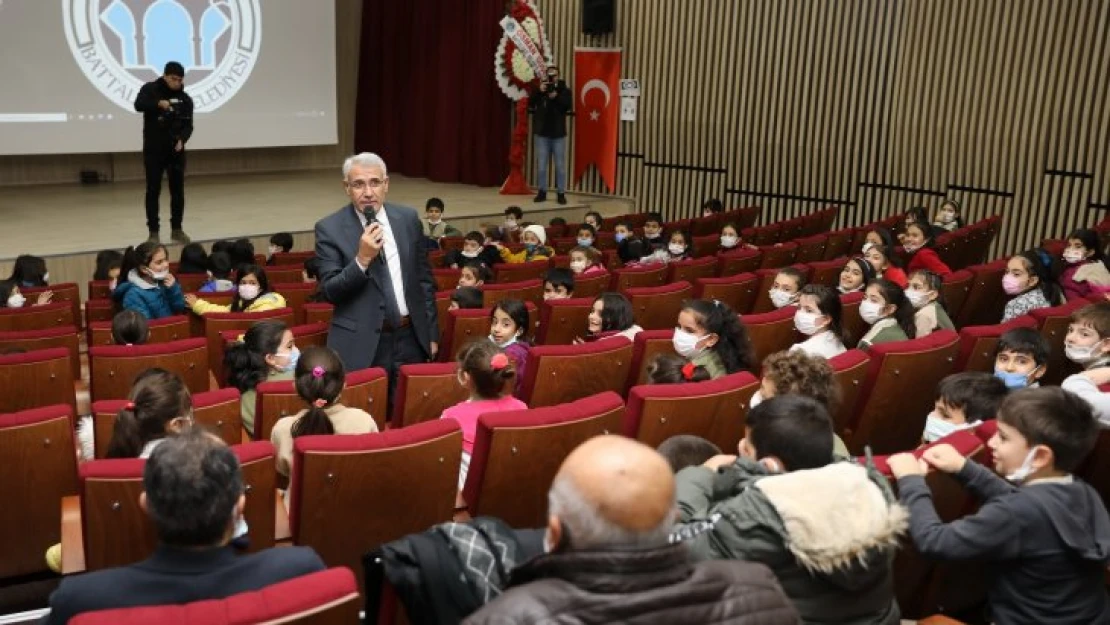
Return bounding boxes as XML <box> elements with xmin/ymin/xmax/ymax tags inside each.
<box><xmin>548</xmin><ymin>435</ymin><xmax>677</xmax><ymax>551</ymax></box>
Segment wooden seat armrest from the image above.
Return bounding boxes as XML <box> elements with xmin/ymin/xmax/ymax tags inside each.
<box><xmin>274</xmin><ymin>489</ymin><xmax>291</xmax><ymax>542</ymax></box>
<box><xmin>60</xmin><ymin>495</ymin><xmax>86</xmax><ymax>575</ymax></box>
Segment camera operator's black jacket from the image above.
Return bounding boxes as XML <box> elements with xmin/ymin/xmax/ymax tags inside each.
<box><xmin>528</xmin><ymin>80</ymin><xmax>572</xmax><ymax>139</ymax></box>
<box><xmin>134</xmin><ymin>77</ymin><xmax>194</xmax><ymax>151</ymax></box>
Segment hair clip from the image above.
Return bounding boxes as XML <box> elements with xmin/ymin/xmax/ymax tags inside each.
<box><xmin>312</xmin><ymin>366</ymin><xmax>325</xmax><ymax>378</ymax></box>
<box><xmin>125</xmin><ymin>401</ymin><xmax>135</xmax><ymax>410</ymax></box>
<box><xmin>313</xmin><ymin>398</ymin><xmax>328</xmax><ymax>408</ymax></box>
<box><xmin>490</xmin><ymin>353</ymin><xmax>509</xmax><ymax>370</ymax></box>
<box><xmin>681</xmin><ymin>362</ymin><xmax>696</xmax><ymax>381</ymax></box>
<box><xmin>713</xmin><ymin>299</ymin><xmax>721</xmax><ymax>307</ymax></box>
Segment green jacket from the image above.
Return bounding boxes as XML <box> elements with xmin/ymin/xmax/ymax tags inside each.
<box><xmin>674</xmin><ymin>457</ymin><xmax>906</xmax><ymax>625</ymax></box>
<box><xmin>857</xmin><ymin>318</ymin><xmax>908</xmax><ymax>350</ymax></box>
<box><xmin>691</xmin><ymin>349</ymin><xmax>728</xmax><ymax>379</ymax></box>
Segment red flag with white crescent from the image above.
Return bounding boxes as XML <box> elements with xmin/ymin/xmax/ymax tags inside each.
<box><xmin>573</xmin><ymin>48</ymin><xmax>621</xmax><ymax>192</ymax></box>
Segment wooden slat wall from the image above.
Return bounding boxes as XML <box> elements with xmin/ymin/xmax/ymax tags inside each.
<box><xmin>0</xmin><ymin>0</ymin><xmax>362</xmax><ymax>187</ymax></box>
<box><xmin>536</xmin><ymin>0</ymin><xmax>1110</xmax><ymax>258</ymax></box>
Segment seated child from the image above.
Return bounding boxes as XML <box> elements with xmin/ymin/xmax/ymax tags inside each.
<box><xmin>94</xmin><ymin>249</ymin><xmax>123</xmax><ymax>291</ymax></box>
<box><xmin>769</xmin><ymin>267</ymin><xmax>805</xmax><ymax>309</ymax></box>
<box><xmin>446</xmin><ymin>230</ymin><xmax>501</xmax><ymax>269</ymax></box>
<box><xmin>933</xmin><ymin>199</ymin><xmax>963</xmax><ymax>232</ymax></box>
<box><xmin>716</xmin><ymin>222</ymin><xmax>755</xmax><ymax>253</ymax></box>
<box><xmin>498</xmin><ymin>225</ymin><xmax>552</xmax><ymax>263</ymax></box>
<box><xmin>270</xmin><ymin>346</ymin><xmax>377</xmax><ymax>477</ymax></box>
<box><xmin>642</xmin><ymin>212</ymin><xmax>666</xmax><ymax>252</ymax></box>
<box><xmin>111</xmin><ymin>309</ymin><xmax>150</xmax><ymax>345</ymax></box>
<box><xmin>613</xmin><ymin>220</ymin><xmax>634</xmax><ymax>245</ymax></box>
<box><xmin>993</xmin><ymin>327</ymin><xmax>1049</xmax><ymax>390</ymax></box>
<box><xmin>186</xmin><ymin>265</ymin><xmax>286</xmax><ymax>315</ymax></box>
<box><xmin>656</xmin><ymin>434</ymin><xmax>721</xmax><ymax>473</ymax></box>
<box><xmin>458</xmin><ymin>262</ymin><xmax>492</xmax><ymax>289</ymax></box>
<box><xmin>542</xmin><ymin>268</ymin><xmax>575</xmax><ymax>301</ymax></box>
<box><xmin>441</xmin><ymin>340</ymin><xmax>527</xmax><ymax>488</ymax></box>
<box><xmin>575</xmin><ymin>224</ymin><xmax>597</xmax><ymax>249</ymax></box>
<box><xmin>0</xmin><ymin>280</ymin><xmax>52</xmax><ymax>308</ymax></box>
<box><xmin>9</xmin><ymin>254</ymin><xmax>49</xmax><ymax>287</ymax></box>
<box><xmin>1059</xmin><ymin>228</ymin><xmax>1110</xmax><ymax>301</ymax></box>
<box><xmin>674</xmin><ymin>395</ymin><xmax>904</xmax><ymax>624</ymax></box>
<box><xmin>906</xmin><ymin>269</ymin><xmax>955</xmax><ymax>338</ymax></box>
<box><xmin>838</xmin><ymin>257</ymin><xmax>876</xmax><ymax>294</ymax></box>
<box><xmin>752</xmin><ymin>349</ymin><xmax>850</xmax><ymax>459</ymax></box>
<box><xmin>1061</xmin><ymin>303</ymin><xmax>1110</xmax><ymax>425</ymax></box>
<box><xmin>224</xmin><ymin>320</ymin><xmax>298</xmax><ymax>435</ymax></box>
<box><xmin>701</xmin><ymin>198</ymin><xmax>724</xmax><ymax>217</ymax></box>
<box><xmin>1001</xmin><ymin>249</ymin><xmax>1063</xmax><ymax>322</ymax></box>
<box><xmin>449</xmin><ymin>286</ymin><xmax>484</xmax><ymax>311</ymax></box>
<box><xmin>673</xmin><ymin>299</ymin><xmax>755</xmax><ymax>378</ymax></box>
<box><xmin>267</xmin><ymin>232</ymin><xmax>294</xmax><ymax>264</ymax></box>
<box><xmin>889</xmin><ymin>388</ymin><xmax>1110</xmax><ymax>625</ymax></box>
<box><xmin>790</xmin><ymin>284</ymin><xmax>847</xmax><ymax>358</ymax></box>
<box><xmin>502</xmin><ymin>206</ymin><xmax>524</xmax><ymax>242</ymax></box>
<box><xmin>177</xmin><ymin>243</ymin><xmax>209</xmax><ymax>275</ymax></box>
<box><xmin>647</xmin><ymin>353</ymin><xmax>710</xmax><ymax>384</ymax></box>
<box><xmin>584</xmin><ymin>292</ymin><xmax>642</xmax><ymax>342</ymax></box>
<box><xmin>857</xmin><ymin>278</ymin><xmax>916</xmax><ymax>349</ymax></box>
<box><xmin>422</xmin><ymin>197</ymin><xmax>463</xmax><ymax>242</ymax></box>
<box><xmin>489</xmin><ymin>299</ymin><xmax>532</xmax><ymax>397</ymax></box>
<box><xmin>922</xmin><ymin>371</ymin><xmax>1008</xmax><ymax>443</ymax></box>
<box><xmin>569</xmin><ymin>246</ymin><xmax>606</xmax><ymax>276</ymax></box>
<box><xmin>583</xmin><ymin>211</ymin><xmax>602</xmax><ymax>231</ymax></box>
<box><xmin>199</xmin><ymin>252</ymin><xmax>235</xmax><ymax>293</ymax></box>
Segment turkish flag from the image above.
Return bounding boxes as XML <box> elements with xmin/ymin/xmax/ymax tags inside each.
<box><xmin>574</xmin><ymin>48</ymin><xmax>621</xmax><ymax>192</ymax></box>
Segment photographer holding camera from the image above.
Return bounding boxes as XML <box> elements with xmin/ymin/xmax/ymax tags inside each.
<box><xmin>134</xmin><ymin>61</ymin><xmax>194</xmax><ymax>245</ymax></box>
<box><xmin>528</xmin><ymin>65</ymin><xmax>572</xmax><ymax>205</ymax></box>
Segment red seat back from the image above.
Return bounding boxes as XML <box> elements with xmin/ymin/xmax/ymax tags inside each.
<box><xmin>520</xmin><ymin>340</ymin><xmax>635</xmax><ymax>407</ymax></box>
<box><xmin>694</xmin><ymin>272</ymin><xmax>760</xmax><ymax>315</ymax></box>
<box><xmin>88</xmin><ymin>339</ymin><xmax>209</xmax><ymax>403</ymax></box>
<box><xmin>537</xmin><ymin>297</ymin><xmax>594</xmax><ymax>345</ymax></box>
<box><xmin>1030</xmin><ymin>298</ymin><xmax>1091</xmax><ymax>386</ymax></box>
<box><xmin>0</xmin><ymin>347</ymin><xmax>77</xmax><ymax>415</ymax></box>
<box><xmin>743</xmin><ymin>307</ymin><xmax>800</xmax><ymax>366</ymax></box>
<box><xmin>953</xmin><ymin>315</ymin><xmax>1039</xmax><ymax>373</ymax></box>
<box><xmin>716</xmin><ymin>248</ymin><xmax>763</xmax><ymax>276</ymax></box>
<box><xmin>482</xmin><ymin>279</ymin><xmax>543</xmax><ymax>310</ymax></box>
<box><xmin>623</xmin><ymin>281</ymin><xmax>693</xmax><ymax>330</ymax></box>
<box><xmin>392</xmin><ymin>362</ymin><xmax>470</xmax><ymax>428</ymax></box>
<box><xmin>626</xmin><ymin>371</ymin><xmax>759</xmax><ymax>451</ymax></box>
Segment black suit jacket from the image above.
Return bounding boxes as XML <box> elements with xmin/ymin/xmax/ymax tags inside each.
<box><xmin>314</xmin><ymin>203</ymin><xmax>439</xmax><ymax>371</ymax></box>
<box><xmin>43</xmin><ymin>545</ymin><xmax>324</xmax><ymax>624</ymax></box>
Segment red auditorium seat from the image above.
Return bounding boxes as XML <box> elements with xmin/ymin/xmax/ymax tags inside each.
<box><xmin>667</xmin><ymin>256</ymin><xmax>718</xmax><ymax>284</ymax></box>
<box><xmin>716</xmin><ymin>248</ymin><xmax>763</xmax><ymax>276</ymax></box>
<box><xmin>0</xmin><ymin>326</ymin><xmax>80</xmax><ymax>380</ymax></box>
<box><xmin>1029</xmin><ymin>298</ymin><xmax>1090</xmax><ymax>386</ymax></box>
<box><xmin>254</xmin><ymin>367</ymin><xmax>387</xmax><ymax>440</ymax></box>
<box><xmin>823</xmin><ymin>228</ymin><xmax>856</xmax><ymax>260</ymax></box>
<box><xmin>844</xmin><ymin>330</ymin><xmax>960</xmax><ymax>455</ymax></box>
<box><xmin>690</xmin><ymin>213</ymin><xmax>723</xmax><ymax>237</ymax></box>
<box><xmin>88</xmin><ymin>339</ymin><xmax>209</xmax><ymax>403</ymax></box>
<box><xmin>519</xmin><ymin>340</ymin><xmax>634</xmax><ymax>407</ymax></box>
<box><xmin>439</xmin><ymin>304</ymin><xmax>538</xmax><ymax>362</ymax></box>
<box><xmin>85</xmin><ymin>299</ymin><xmax>117</xmax><ymax>329</ymax></box>
<box><xmin>392</xmin><ymin>362</ymin><xmax>470</xmax><ymax>428</ymax></box>
<box><xmin>793</xmin><ymin>233</ymin><xmax>828</xmax><ymax>264</ymax></box>
<box><xmin>625</xmin><ymin>371</ymin><xmax>760</xmax><ymax>451</ymax></box>
<box><xmin>432</xmin><ymin>268</ymin><xmax>461</xmax><ymax>292</ymax></box>
<box><xmin>92</xmin><ymin>388</ymin><xmax>243</xmax><ymax>458</ymax></box>
<box><xmin>744</xmin><ymin>223</ymin><xmax>781</xmax><ymax>247</ymax></box>
<box><xmin>628</xmin><ymin>329</ymin><xmax>676</xmax><ymax>389</ymax></box>
<box><xmin>462</xmin><ymin>392</ymin><xmax>625</xmax><ymax>527</ymax></box>
<box><xmin>69</xmin><ymin>567</ymin><xmax>361</xmax><ymax>625</ymax></box>
<box><xmin>756</xmin><ymin>242</ymin><xmax>799</xmax><ymax>270</ymax></box>
<box><xmin>273</xmin><ymin>282</ymin><xmax>317</xmax><ymax>324</ymax></box>
<box><xmin>22</xmin><ymin>282</ymin><xmax>81</xmax><ymax>330</ymax></box>
<box><xmin>938</xmin><ymin>269</ymin><xmax>973</xmax><ymax>322</ymax></box>
<box><xmin>88</xmin><ymin>314</ymin><xmax>189</xmax><ymax>348</ymax></box>
<box><xmin>953</xmin><ymin>315</ymin><xmax>1039</xmax><ymax>373</ymax></box>
<box><xmin>173</xmin><ymin>273</ymin><xmax>209</xmax><ymax>294</ymax></box>
<box><xmin>270</xmin><ymin>250</ymin><xmax>316</xmax><ymax>266</ymax></box>
<box><xmin>439</xmin><ymin>236</ymin><xmax>465</xmax><ymax>252</ymax></box>
<box><xmin>203</xmin><ymin>308</ymin><xmax>296</xmax><ymax>387</ymax></box>
<box><xmin>694</xmin><ymin>272</ymin><xmax>760</xmax><ymax>315</ymax></box>
<box><xmin>0</xmin><ymin>405</ymin><xmax>78</xmax><ymax>579</ymax></box>
<box><xmin>482</xmin><ymin>278</ymin><xmax>543</xmax><ymax>309</ymax></box>
<box><xmin>304</xmin><ymin>302</ymin><xmax>334</xmax><ymax>326</ymax></box>
<box><xmin>289</xmin><ymin>419</ymin><xmax>461</xmax><ymax>592</ymax></box>
<box><xmin>493</xmin><ymin>260</ymin><xmax>550</xmax><ymax>284</ymax></box>
<box><xmin>624</xmin><ymin>281</ymin><xmax>693</xmax><ymax>331</ymax></box>
<box><xmin>0</xmin><ymin>301</ymin><xmax>74</xmax><ymax>332</ymax></box>
<box><xmin>691</xmin><ymin>234</ymin><xmax>721</xmax><ymax>258</ymax></box>
<box><xmin>839</xmin><ymin>291</ymin><xmax>867</xmax><ymax>346</ymax></box>
<box><xmin>742</xmin><ymin>306</ymin><xmax>800</xmax><ymax>366</ymax></box>
<box><xmin>955</xmin><ymin>259</ymin><xmax>1008</xmax><ymax>328</ymax></box>
<box><xmin>77</xmin><ymin>457</ymin><xmax>155</xmax><ymax>571</ymax></box>
<box><xmin>808</xmin><ymin>258</ymin><xmax>848</xmax><ymax>289</ymax></box>
<box><xmin>570</xmin><ymin>270</ymin><xmax>611</xmax><ymax>299</ymax></box>
<box><xmin>610</xmin><ymin>264</ymin><xmax>667</xmax><ymax>291</ymax></box>
<box><xmin>87</xmin><ymin>280</ymin><xmax>114</xmax><ymax>301</ymax></box>
<box><xmin>0</xmin><ymin>347</ymin><xmax>77</xmax><ymax>415</ymax></box>
<box><xmin>827</xmin><ymin>349</ymin><xmax>871</xmax><ymax>437</ymax></box>
<box><xmin>536</xmin><ymin>297</ymin><xmax>593</xmax><ymax>345</ymax></box>
<box><xmin>265</xmin><ymin>266</ymin><xmax>304</xmax><ymax>284</ymax></box>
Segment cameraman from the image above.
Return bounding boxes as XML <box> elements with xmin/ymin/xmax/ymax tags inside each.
<box><xmin>134</xmin><ymin>61</ymin><xmax>194</xmax><ymax>245</ymax></box>
<box><xmin>528</xmin><ymin>65</ymin><xmax>572</xmax><ymax>205</ymax></box>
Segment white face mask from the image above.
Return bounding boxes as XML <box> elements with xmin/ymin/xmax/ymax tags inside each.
<box><xmin>904</xmin><ymin>288</ymin><xmax>930</xmax><ymax>309</ymax></box>
<box><xmin>672</xmin><ymin>327</ymin><xmax>705</xmax><ymax>358</ymax></box>
<box><xmin>720</xmin><ymin>235</ymin><xmax>739</xmax><ymax>248</ymax></box>
<box><xmin>149</xmin><ymin>268</ymin><xmax>170</xmax><ymax>281</ymax></box>
<box><xmin>1005</xmin><ymin>448</ymin><xmax>1039</xmax><ymax>484</ymax></box>
<box><xmin>749</xmin><ymin>389</ymin><xmax>764</xmax><ymax>409</ymax></box>
<box><xmin>938</xmin><ymin>210</ymin><xmax>956</xmax><ymax>224</ymax></box>
<box><xmin>668</xmin><ymin>243</ymin><xmax>686</xmax><ymax>256</ymax></box>
<box><xmin>794</xmin><ymin>310</ymin><xmax>824</xmax><ymax>335</ymax></box>
<box><xmin>1065</xmin><ymin>342</ymin><xmax>1106</xmax><ymax>365</ymax></box>
<box><xmin>569</xmin><ymin>260</ymin><xmax>587</xmax><ymax>273</ymax></box>
<box><xmin>1063</xmin><ymin>250</ymin><xmax>1085</xmax><ymax>264</ymax></box>
<box><xmin>268</xmin><ymin>245</ymin><xmax>280</xmax><ymax>256</ymax></box>
<box><xmin>428</xmin><ymin>215</ymin><xmax>442</xmax><ymax>225</ymax></box>
<box><xmin>238</xmin><ymin>284</ymin><xmax>261</xmax><ymax>300</ymax></box>
<box><xmin>504</xmin><ymin>218</ymin><xmax>518</xmax><ymax>229</ymax></box>
<box><xmin>902</xmin><ymin>243</ymin><xmax>921</xmax><ymax>253</ymax></box>
<box><xmin>42</xmin><ymin>272</ymin><xmax>50</xmax><ymax>283</ymax></box>
<box><xmin>489</xmin><ymin>333</ymin><xmax>518</xmax><ymax>349</ymax></box>
<box><xmin>109</xmin><ymin>278</ymin><xmax>118</xmax><ymax>291</ymax></box>
<box><xmin>461</xmin><ymin>249</ymin><xmax>480</xmax><ymax>259</ymax></box>
<box><xmin>6</xmin><ymin>293</ymin><xmax>26</xmax><ymax>308</ymax></box>
<box><xmin>922</xmin><ymin>412</ymin><xmax>969</xmax><ymax>443</ymax></box>
<box><xmin>769</xmin><ymin>288</ymin><xmax>794</xmax><ymax>309</ymax></box>
<box><xmin>859</xmin><ymin>299</ymin><xmax>886</xmax><ymax>325</ymax></box>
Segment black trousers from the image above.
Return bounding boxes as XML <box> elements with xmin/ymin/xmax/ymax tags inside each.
<box><xmin>144</xmin><ymin>145</ymin><xmax>186</xmax><ymax>232</ymax></box>
<box><xmin>371</xmin><ymin>325</ymin><xmax>428</xmax><ymax>420</ymax></box>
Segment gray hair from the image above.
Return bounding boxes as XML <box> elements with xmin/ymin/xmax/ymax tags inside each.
<box><xmin>548</xmin><ymin>473</ymin><xmax>675</xmax><ymax>551</ymax></box>
<box><xmin>342</xmin><ymin>152</ymin><xmax>388</xmax><ymax>180</ymax></box>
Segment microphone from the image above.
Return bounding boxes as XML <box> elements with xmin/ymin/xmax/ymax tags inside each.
<box><xmin>362</xmin><ymin>207</ymin><xmax>384</xmax><ymax>264</ymax></box>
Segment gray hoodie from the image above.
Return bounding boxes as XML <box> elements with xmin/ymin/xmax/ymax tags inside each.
<box><xmin>898</xmin><ymin>462</ymin><xmax>1110</xmax><ymax>625</ymax></box>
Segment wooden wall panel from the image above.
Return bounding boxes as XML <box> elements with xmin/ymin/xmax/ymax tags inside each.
<box><xmin>0</xmin><ymin>0</ymin><xmax>362</xmax><ymax>187</ymax></box>
<box><xmin>536</xmin><ymin>0</ymin><xmax>1110</xmax><ymax>258</ymax></box>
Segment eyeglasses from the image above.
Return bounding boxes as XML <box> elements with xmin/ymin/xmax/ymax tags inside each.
<box><xmin>346</xmin><ymin>178</ymin><xmax>386</xmax><ymax>191</ymax></box>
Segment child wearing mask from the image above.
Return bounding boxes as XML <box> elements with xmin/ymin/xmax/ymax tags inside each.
<box><xmin>790</xmin><ymin>284</ymin><xmax>847</xmax><ymax>358</ymax></box>
<box><xmin>488</xmin><ymin>299</ymin><xmax>532</xmax><ymax>397</ymax></box>
<box><xmin>1059</xmin><ymin>228</ymin><xmax>1110</xmax><ymax>301</ymax></box>
<box><xmin>185</xmin><ymin>265</ymin><xmax>285</xmax><ymax>314</ymax></box>
<box><xmin>921</xmin><ymin>372</ymin><xmax>1009</xmax><ymax>443</ymax></box>
<box><xmin>993</xmin><ymin>327</ymin><xmax>1049</xmax><ymax>390</ymax></box>
<box><xmin>224</xmin><ymin>320</ymin><xmax>298</xmax><ymax>436</ymax></box>
<box><xmin>672</xmin><ymin>299</ymin><xmax>755</xmax><ymax>379</ymax></box>
<box><xmin>497</xmin><ymin>225</ymin><xmax>552</xmax><ymax>263</ymax></box>
<box><xmin>1001</xmin><ymin>250</ymin><xmax>1063</xmax><ymax>322</ymax></box>
<box><xmin>768</xmin><ymin>267</ymin><xmax>806</xmax><ymax>309</ymax></box>
<box><xmin>568</xmin><ymin>246</ymin><xmax>606</xmax><ymax>276</ymax></box>
<box><xmin>905</xmin><ymin>270</ymin><xmax>955</xmax><ymax>338</ymax></box>
<box><xmin>857</xmin><ymin>279</ymin><xmax>916</xmax><ymax>349</ymax></box>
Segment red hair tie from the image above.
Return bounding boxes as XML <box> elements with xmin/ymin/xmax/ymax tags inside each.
<box><xmin>312</xmin><ymin>366</ymin><xmax>325</xmax><ymax>379</ymax></box>
<box><xmin>490</xmin><ymin>353</ymin><xmax>509</xmax><ymax>370</ymax></box>
<box><xmin>313</xmin><ymin>398</ymin><xmax>328</xmax><ymax>408</ymax></box>
<box><xmin>681</xmin><ymin>362</ymin><xmax>696</xmax><ymax>381</ymax></box>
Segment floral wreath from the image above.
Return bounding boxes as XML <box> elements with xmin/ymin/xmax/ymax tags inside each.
<box><xmin>494</xmin><ymin>0</ymin><xmax>554</xmax><ymax>101</ymax></box>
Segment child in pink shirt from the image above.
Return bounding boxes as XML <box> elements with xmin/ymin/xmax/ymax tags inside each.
<box><xmin>440</xmin><ymin>340</ymin><xmax>527</xmax><ymax>488</ymax></box>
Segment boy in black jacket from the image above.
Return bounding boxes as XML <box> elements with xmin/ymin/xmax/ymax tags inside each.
<box><xmin>889</xmin><ymin>387</ymin><xmax>1110</xmax><ymax>625</ymax></box>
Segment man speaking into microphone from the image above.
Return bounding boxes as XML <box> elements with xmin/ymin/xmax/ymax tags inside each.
<box><xmin>314</xmin><ymin>153</ymin><xmax>440</xmax><ymax>412</ymax></box>
<box><xmin>134</xmin><ymin>61</ymin><xmax>194</xmax><ymax>246</ymax></box>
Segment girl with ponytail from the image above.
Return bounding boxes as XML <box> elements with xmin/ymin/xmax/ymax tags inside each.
<box><xmin>105</xmin><ymin>368</ymin><xmax>194</xmax><ymax>459</ymax></box>
<box><xmin>223</xmin><ymin>320</ymin><xmax>298</xmax><ymax>436</ymax></box>
<box><xmin>270</xmin><ymin>346</ymin><xmax>377</xmax><ymax>477</ymax></box>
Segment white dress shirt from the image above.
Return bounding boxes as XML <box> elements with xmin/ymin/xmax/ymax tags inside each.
<box><xmin>790</xmin><ymin>331</ymin><xmax>847</xmax><ymax>359</ymax></box>
<box><xmin>355</xmin><ymin>205</ymin><xmax>410</xmax><ymax>317</ymax></box>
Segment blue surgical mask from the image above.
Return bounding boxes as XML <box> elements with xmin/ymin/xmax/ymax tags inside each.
<box><xmin>525</xmin><ymin>242</ymin><xmax>537</xmax><ymax>253</ymax></box>
<box><xmin>278</xmin><ymin>347</ymin><xmax>300</xmax><ymax>373</ymax></box>
<box><xmin>577</xmin><ymin>237</ymin><xmax>593</xmax><ymax>247</ymax></box>
<box><xmin>615</xmin><ymin>232</ymin><xmax>628</xmax><ymax>243</ymax></box>
<box><xmin>994</xmin><ymin>368</ymin><xmax>1031</xmax><ymax>390</ymax></box>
